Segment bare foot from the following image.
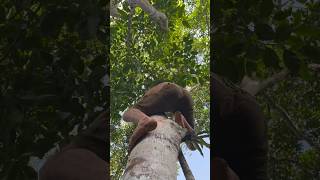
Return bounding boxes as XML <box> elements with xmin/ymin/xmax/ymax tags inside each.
<box><xmin>174</xmin><ymin>112</ymin><xmax>194</xmax><ymax>133</ymax></box>
<box><xmin>174</xmin><ymin>111</ymin><xmax>196</xmax><ymax>151</ymax></box>
<box><xmin>128</xmin><ymin>117</ymin><xmax>157</xmax><ymax>152</ymax></box>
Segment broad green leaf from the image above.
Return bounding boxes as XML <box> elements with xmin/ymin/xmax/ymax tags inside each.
<box><xmin>275</xmin><ymin>22</ymin><xmax>292</xmax><ymax>41</ymax></box>
<box><xmin>40</xmin><ymin>10</ymin><xmax>66</xmax><ymax>37</ymax></box>
<box><xmin>283</xmin><ymin>49</ymin><xmax>301</xmax><ymax>75</ymax></box>
<box><xmin>260</xmin><ymin>0</ymin><xmax>274</xmax><ymax>17</ymax></box>
<box><xmin>263</xmin><ymin>47</ymin><xmax>280</xmax><ymax>69</ymax></box>
<box><xmin>255</xmin><ymin>23</ymin><xmax>275</xmax><ymax>41</ymax></box>
<box><xmin>182</xmin><ymin>20</ymin><xmax>191</xmax><ymax>28</ymax></box>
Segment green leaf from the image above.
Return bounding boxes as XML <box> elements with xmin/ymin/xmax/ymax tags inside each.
<box><xmin>40</xmin><ymin>10</ymin><xmax>66</xmax><ymax>37</ymax></box>
<box><xmin>255</xmin><ymin>23</ymin><xmax>275</xmax><ymax>41</ymax></box>
<box><xmin>299</xmin><ymin>64</ymin><xmax>312</xmax><ymax>81</ymax></box>
<box><xmin>195</xmin><ymin>136</ymin><xmax>210</xmax><ymax>148</ymax></box>
<box><xmin>295</xmin><ymin>25</ymin><xmax>320</xmax><ymax>38</ymax></box>
<box><xmin>283</xmin><ymin>49</ymin><xmax>301</xmax><ymax>75</ymax></box>
<box><xmin>196</xmin><ymin>130</ymin><xmax>210</xmax><ymax>135</ymax></box>
<box><xmin>297</xmin><ymin>0</ymin><xmax>307</xmax><ymax>3</ymax></box>
<box><xmin>260</xmin><ymin>0</ymin><xmax>274</xmax><ymax>17</ymax></box>
<box><xmin>301</xmin><ymin>45</ymin><xmax>320</xmax><ymax>63</ymax></box>
<box><xmin>198</xmin><ymin>134</ymin><xmax>210</xmax><ymax>138</ymax></box>
<box><xmin>77</xmin><ymin>15</ymin><xmax>100</xmax><ymax>40</ymax></box>
<box><xmin>273</xmin><ymin>9</ymin><xmax>291</xmax><ymax>21</ymax></box>
<box><xmin>20</xmin><ymin>94</ymin><xmax>58</xmax><ymax>105</ymax></box>
<box><xmin>228</xmin><ymin>42</ymin><xmax>244</xmax><ymax>56</ymax></box>
<box><xmin>263</xmin><ymin>48</ymin><xmax>280</xmax><ymax>69</ymax></box>
<box><xmin>182</xmin><ymin>20</ymin><xmax>191</xmax><ymax>28</ymax></box>
<box><xmin>73</xmin><ymin>58</ymin><xmax>84</xmax><ymax>75</ymax></box>
<box><xmin>215</xmin><ymin>58</ymin><xmax>243</xmax><ymax>82</ymax></box>
<box><xmin>275</xmin><ymin>22</ymin><xmax>292</xmax><ymax>41</ymax></box>
<box><xmin>246</xmin><ymin>44</ymin><xmax>263</xmax><ymax>60</ymax></box>
<box><xmin>194</xmin><ymin>142</ymin><xmax>204</xmax><ymax>156</ymax></box>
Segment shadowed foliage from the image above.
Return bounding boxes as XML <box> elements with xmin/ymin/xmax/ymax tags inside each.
<box><xmin>0</xmin><ymin>1</ymin><xmax>109</xmax><ymax>179</ymax></box>
<box><xmin>213</xmin><ymin>0</ymin><xmax>320</xmax><ymax>178</ymax></box>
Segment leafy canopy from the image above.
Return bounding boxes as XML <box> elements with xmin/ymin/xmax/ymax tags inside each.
<box><xmin>110</xmin><ymin>0</ymin><xmax>210</xmax><ymax>178</ymax></box>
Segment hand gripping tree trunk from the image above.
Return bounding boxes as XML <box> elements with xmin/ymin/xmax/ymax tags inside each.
<box><xmin>122</xmin><ymin>115</ymin><xmax>188</xmax><ymax>180</ymax></box>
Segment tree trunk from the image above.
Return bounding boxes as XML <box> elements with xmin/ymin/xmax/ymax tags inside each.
<box><xmin>122</xmin><ymin>115</ymin><xmax>187</xmax><ymax>180</ymax></box>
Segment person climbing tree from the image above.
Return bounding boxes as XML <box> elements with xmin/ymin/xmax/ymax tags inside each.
<box><xmin>123</xmin><ymin>82</ymin><xmax>195</xmax><ymax>151</ymax></box>
<box><xmin>122</xmin><ymin>82</ymin><xmax>200</xmax><ymax>179</ymax></box>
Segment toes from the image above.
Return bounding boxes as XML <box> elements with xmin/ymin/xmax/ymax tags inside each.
<box><xmin>180</xmin><ymin>114</ymin><xmax>193</xmax><ymax>132</ymax></box>
<box><xmin>174</xmin><ymin>111</ymin><xmax>185</xmax><ymax>128</ymax></box>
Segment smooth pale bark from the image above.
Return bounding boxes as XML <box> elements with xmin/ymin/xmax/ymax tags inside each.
<box><xmin>110</xmin><ymin>0</ymin><xmax>119</xmax><ymax>17</ymax></box>
<box><xmin>110</xmin><ymin>0</ymin><xmax>168</xmax><ymax>31</ymax></box>
<box><xmin>122</xmin><ymin>115</ymin><xmax>187</xmax><ymax>180</ymax></box>
<box><xmin>240</xmin><ymin>63</ymin><xmax>320</xmax><ymax>96</ymax></box>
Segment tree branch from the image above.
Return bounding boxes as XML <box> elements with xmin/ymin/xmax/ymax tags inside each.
<box><xmin>308</xmin><ymin>63</ymin><xmax>320</xmax><ymax>72</ymax></box>
<box><xmin>265</xmin><ymin>95</ymin><xmax>320</xmax><ymax>153</ymax></box>
<box><xmin>129</xmin><ymin>0</ymin><xmax>168</xmax><ymax>31</ymax></box>
<box><xmin>178</xmin><ymin>150</ymin><xmax>195</xmax><ymax>180</ymax></box>
<box><xmin>125</xmin><ymin>3</ymin><xmax>135</xmax><ymax>47</ymax></box>
<box><xmin>241</xmin><ymin>63</ymin><xmax>320</xmax><ymax>96</ymax></box>
<box><xmin>240</xmin><ymin>69</ymin><xmax>289</xmax><ymax>96</ymax></box>
<box><xmin>110</xmin><ymin>0</ymin><xmax>119</xmax><ymax>17</ymax></box>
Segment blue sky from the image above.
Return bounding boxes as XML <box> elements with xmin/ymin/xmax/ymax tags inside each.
<box><xmin>177</xmin><ymin>138</ymin><xmax>210</xmax><ymax>180</ymax></box>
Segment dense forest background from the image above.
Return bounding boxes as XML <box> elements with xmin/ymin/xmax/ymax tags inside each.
<box><xmin>0</xmin><ymin>0</ymin><xmax>109</xmax><ymax>179</ymax></box>
<box><xmin>110</xmin><ymin>0</ymin><xmax>210</xmax><ymax>179</ymax></box>
<box><xmin>214</xmin><ymin>0</ymin><xmax>320</xmax><ymax>179</ymax></box>
<box><xmin>0</xmin><ymin>0</ymin><xmax>319</xmax><ymax>179</ymax></box>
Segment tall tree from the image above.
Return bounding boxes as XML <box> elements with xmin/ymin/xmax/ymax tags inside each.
<box><xmin>110</xmin><ymin>0</ymin><xmax>210</xmax><ymax>179</ymax></box>
<box><xmin>122</xmin><ymin>115</ymin><xmax>188</xmax><ymax>180</ymax></box>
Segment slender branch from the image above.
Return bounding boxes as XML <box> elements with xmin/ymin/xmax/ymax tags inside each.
<box><xmin>110</xmin><ymin>0</ymin><xmax>119</xmax><ymax>17</ymax></box>
<box><xmin>240</xmin><ymin>69</ymin><xmax>289</xmax><ymax>96</ymax></box>
<box><xmin>125</xmin><ymin>3</ymin><xmax>135</xmax><ymax>47</ymax></box>
<box><xmin>265</xmin><ymin>94</ymin><xmax>320</xmax><ymax>153</ymax></box>
<box><xmin>129</xmin><ymin>0</ymin><xmax>168</xmax><ymax>31</ymax></box>
<box><xmin>265</xmin><ymin>95</ymin><xmax>300</xmax><ymax>137</ymax></box>
<box><xmin>130</xmin><ymin>0</ymin><xmax>155</xmax><ymax>15</ymax></box>
<box><xmin>241</xmin><ymin>63</ymin><xmax>320</xmax><ymax>96</ymax></box>
<box><xmin>256</xmin><ymin>69</ymin><xmax>289</xmax><ymax>93</ymax></box>
<box><xmin>187</xmin><ymin>84</ymin><xmax>201</xmax><ymax>93</ymax></box>
<box><xmin>178</xmin><ymin>150</ymin><xmax>195</xmax><ymax>180</ymax></box>
<box><xmin>308</xmin><ymin>63</ymin><xmax>320</xmax><ymax>72</ymax></box>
